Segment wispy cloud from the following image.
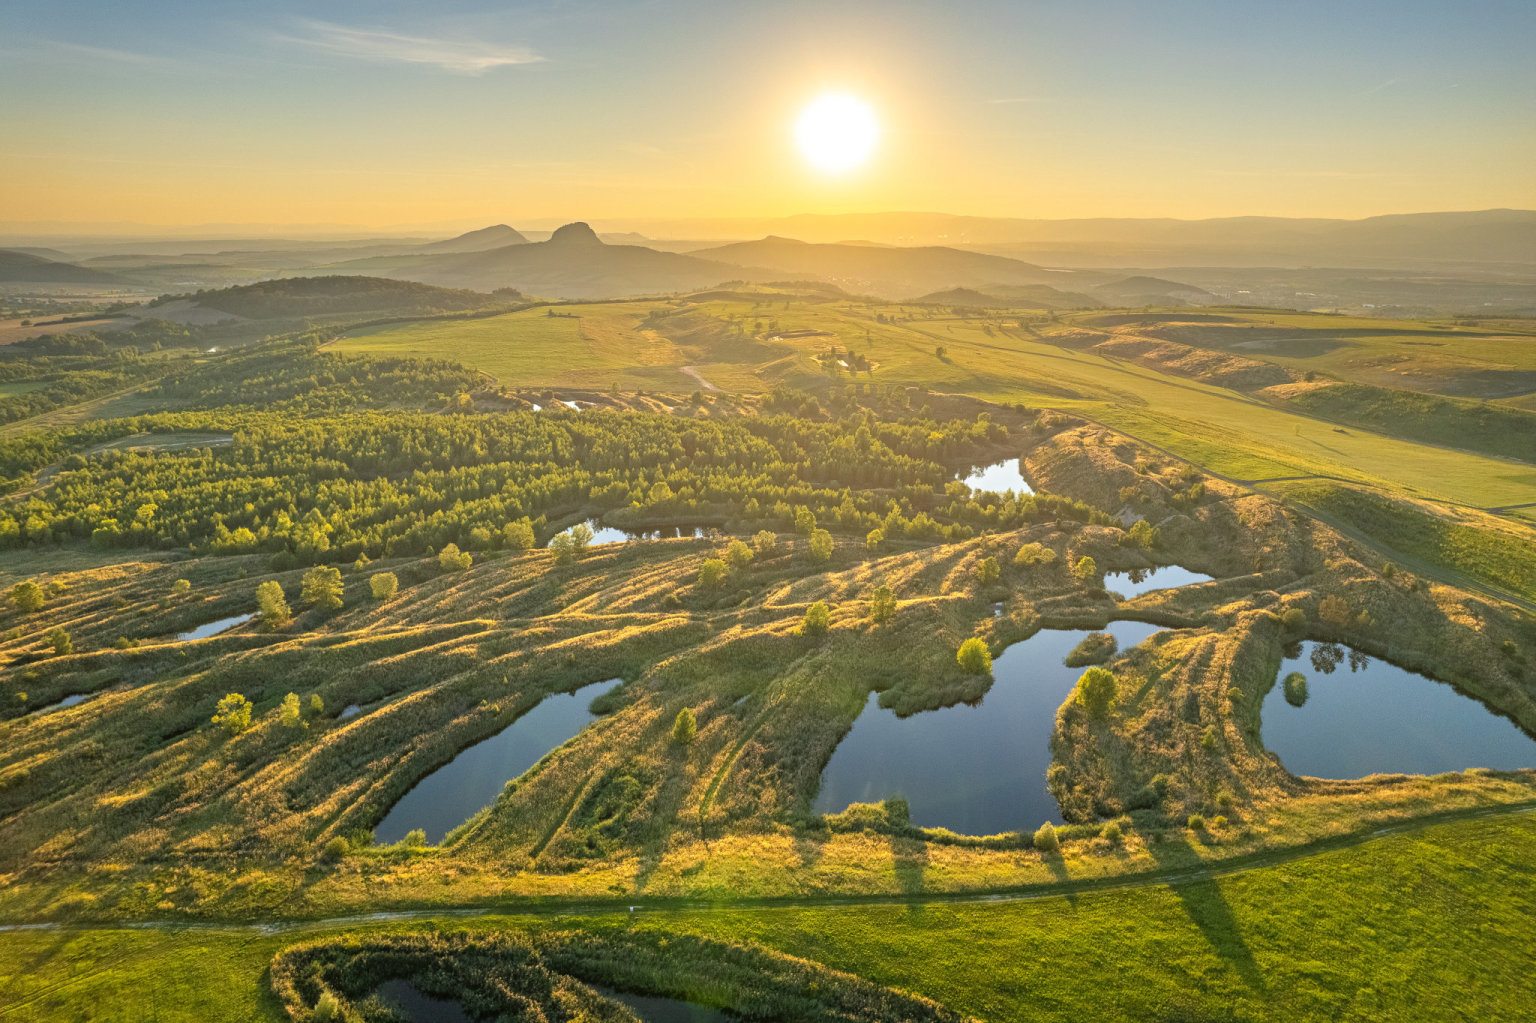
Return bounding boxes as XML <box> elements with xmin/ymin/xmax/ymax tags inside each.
<box><xmin>281</xmin><ymin>19</ymin><xmax>544</xmax><ymax>73</ymax></box>
<box><xmin>1</xmin><ymin>39</ymin><xmax>189</xmax><ymax>71</ymax></box>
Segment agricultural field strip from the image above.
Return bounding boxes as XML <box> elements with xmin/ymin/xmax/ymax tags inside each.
<box><xmin>4</xmin><ymin>800</ymin><xmax>1532</xmax><ymax>934</ymax></box>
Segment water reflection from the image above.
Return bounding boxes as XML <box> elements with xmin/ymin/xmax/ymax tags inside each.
<box><xmin>961</xmin><ymin>458</ymin><xmax>1034</xmax><ymax>495</ymax></box>
<box><xmin>1261</xmin><ymin>640</ymin><xmax>1536</xmax><ymax>779</ymax></box>
<box><xmin>1103</xmin><ymin>565</ymin><xmax>1213</xmax><ymax>598</ymax></box>
<box><xmin>175</xmin><ymin>613</ymin><xmax>253</xmax><ymax>641</ymax></box>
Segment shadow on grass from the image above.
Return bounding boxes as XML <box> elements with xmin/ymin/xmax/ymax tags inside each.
<box><xmin>1146</xmin><ymin>836</ymin><xmax>1267</xmax><ymax>993</ymax></box>
<box><xmin>890</xmin><ymin>834</ymin><xmax>929</xmax><ymax>896</ymax></box>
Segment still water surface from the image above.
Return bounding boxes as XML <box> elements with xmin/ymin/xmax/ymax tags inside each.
<box><xmin>375</xmin><ymin>678</ymin><xmax>619</xmax><ymax>845</ymax></box>
<box><xmin>814</xmin><ymin>621</ymin><xmax>1167</xmax><ymax>834</ymax></box>
<box><xmin>961</xmin><ymin>458</ymin><xmax>1034</xmax><ymax>495</ymax></box>
<box><xmin>1260</xmin><ymin>640</ymin><xmax>1536</xmax><ymax>779</ymax></box>
<box><xmin>1103</xmin><ymin>565</ymin><xmax>1214</xmax><ymax>598</ymax></box>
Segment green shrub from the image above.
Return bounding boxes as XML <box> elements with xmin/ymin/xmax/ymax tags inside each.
<box><xmin>956</xmin><ymin>637</ymin><xmax>992</xmax><ymax>675</ymax></box>
<box><xmin>1124</xmin><ymin>519</ymin><xmax>1159</xmax><ymax>550</ymax></box>
<box><xmin>309</xmin><ymin>693</ymin><xmax>324</xmax><ymax>715</ymax></box>
<box><xmin>697</xmin><ymin>558</ymin><xmax>728</xmax><ymax>589</ymax></box>
<box><xmin>438</xmin><ymin>542</ymin><xmax>472</xmax><ymax>571</ymax></box>
<box><xmin>9</xmin><ymin>580</ymin><xmax>44</xmax><ymax>614</ymax></box>
<box><xmin>301</xmin><ymin>565</ymin><xmax>344</xmax><ymax>610</ymax></box>
<box><xmin>1281</xmin><ymin>607</ymin><xmax>1307</xmax><ymax>631</ymax></box>
<box><xmin>255</xmin><ymin>580</ymin><xmax>290</xmax><ymax>631</ymax></box>
<box><xmin>279</xmin><ymin>692</ymin><xmax>305</xmax><ymax>729</ymax></box>
<box><xmin>865</xmin><ymin>527</ymin><xmax>884</xmax><ymax>552</ymax></box>
<box><xmin>369</xmin><ymin>571</ymin><xmax>398</xmax><ymax>600</ymax></box>
<box><xmin>212</xmin><ymin>692</ymin><xmax>253</xmax><ymax>735</ymax></box>
<box><xmin>1064</xmin><ymin>631</ymin><xmax>1116</xmax><ymax>667</ymax></box>
<box><xmin>1074</xmin><ymin>667</ymin><xmax>1117</xmax><ymax>718</ymax></box>
<box><xmin>671</xmin><ymin>707</ymin><xmax>697</xmax><ymax>746</ymax></box>
<box><xmin>1283</xmin><ymin>671</ymin><xmax>1309</xmax><ymax>707</ymax></box>
<box><xmin>807</xmin><ymin>528</ymin><xmax>834</xmax><ymax>563</ymax></box>
<box><xmin>753</xmin><ymin>529</ymin><xmax>777</xmax><ymax>553</ymax></box>
<box><xmin>322</xmin><ymin>837</ymin><xmax>349</xmax><ymax>862</ymax></box>
<box><xmin>1318</xmin><ymin>593</ymin><xmax>1351</xmax><ymax>627</ymax></box>
<box><xmin>794</xmin><ymin>506</ymin><xmax>817</xmax><ymax>535</ymax></box>
<box><xmin>723</xmin><ymin>539</ymin><xmax>754</xmax><ymax>569</ymax></box>
<box><xmin>1072</xmin><ymin>555</ymin><xmax>1099</xmax><ymax>584</ymax></box>
<box><xmin>1226</xmin><ymin>686</ymin><xmax>1245</xmax><ymax>704</ymax></box>
<box><xmin>170</xmin><ymin>578</ymin><xmax>191</xmax><ymax>595</ymax></box>
<box><xmin>1102</xmin><ymin>821</ymin><xmax>1123</xmax><ymax>843</ymax></box>
<box><xmin>869</xmin><ymin>584</ymin><xmax>896</xmax><ymax>625</ymax></box>
<box><xmin>975</xmin><ymin>556</ymin><xmax>1000</xmax><ymax>585</ymax></box>
<box><xmin>1014</xmin><ymin>542</ymin><xmax>1056</xmax><ymax>567</ymax></box>
<box><xmin>1187</xmin><ymin>814</ymin><xmax>1206</xmax><ymax>831</ymax></box>
<box><xmin>503</xmin><ymin>518</ymin><xmax>536</xmax><ymax>551</ymax></box>
<box><xmin>46</xmin><ymin>627</ymin><xmax>72</xmax><ymax>656</ymax></box>
<box><xmin>801</xmin><ymin>601</ymin><xmax>831</xmax><ymax>636</ymax></box>
<box><xmin>1200</xmin><ymin>725</ymin><xmax>1218</xmax><ymax>751</ymax></box>
<box><xmin>1033</xmin><ymin>822</ymin><xmax>1060</xmax><ymax>853</ymax></box>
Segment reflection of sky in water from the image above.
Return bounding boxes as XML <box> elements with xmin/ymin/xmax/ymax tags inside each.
<box><xmin>1103</xmin><ymin>565</ymin><xmax>1213</xmax><ymax>598</ymax></box>
<box><xmin>961</xmin><ymin>458</ymin><xmax>1034</xmax><ymax>495</ymax></box>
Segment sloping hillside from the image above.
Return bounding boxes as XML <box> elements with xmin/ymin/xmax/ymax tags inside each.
<box><xmin>151</xmin><ymin>276</ymin><xmax>499</xmax><ymax>319</ymax></box>
<box><xmin>0</xmin><ymin>249</ymin><xmax>125</xmax><ymax>285</ymax></box>
<box><xmin>418</xmin><ymin>224</ymin><xmax>529</xmax><ymax>253</ymax></box>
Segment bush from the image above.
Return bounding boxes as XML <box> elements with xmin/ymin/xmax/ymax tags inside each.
<box><xmin>807</xmin><ymin>528</ymin><xmax>834</xmax><ymax>563</ymax></box>
<box><xmin>1074</xmin><ymin>666</ymin><xmax>1117</xmax><ymax>718</ymax></box>
<box><xmin>1283</xmin><ymin>671</ymin><xmax>1309</xmax><ymax>707</ymax></box>
<box><xmin>956</xmin><ymin>637</ymin><xmax>992</xmax><ymax>675</ymax></box>
<box><xmin>369</xmin><ymin>571</ymin><xmax>398</xmax><ymax>601</ymax></box>
<box><xmin>255</xmin><ymin>580</ymin><xmax>290</xmax><ymax>631</ymax></box>
<box><xmin>1124</xmin><ymin>519</ymin><xmax>1158</xmax><ymax>550</ymax></box>
<box><xmin>279</xmin><ymin>692</ymin><xmax>305</xmax><ymax>729</ymax></box>
<box><xmin>313</xmin><ymin>990</ymin><xmax>341</xmax><ymax>1022</ymax></box>
<box><xmin>321</xmin><ymin>837</ymin><xmax>350</xmax><ymax>863</ymax></box>
<box><xmin>697</xmin><ymin>558</ymin><xmax>728</xmax><ymax>589</ymax></box>
<box><xmin>171</xmin><ymin>578</ymin><xmax>191</xmax><ymax>595</ymax></box>
<box><xmin>794</xmin><ymin>506</ymin><xmax>817</xmax><ymax>535</ymax></box>
<box><xmin>399</xmin><ymin>828</ymin><xmax>427</xmax><ymax>848</ymax></box>
<box><xmin>10</xmin><ymin>580</ymin><xmax>44</xmax><ymax>614</ymax></box>
<box><xmin>1072</xmin><ymin>555</ymin><xmax>1099</xmax><ymax>583</ymax></box>
<box><xmin>865</xmin><ymin>527</ymin><xmax>884</xmax><ymax>552</ymax></box>
<box><xmin>1281</xmin><ymin>607</ymin><xmax>1307</xmax><ymax>631</ymax></box>
<box><xmin>1033</xmin><ymin>822</ymin><xmax>1060</xmax><ymax>853</ymax></box>
<box><xmin>1014</xmin><ymin>542</ymin><xmax>1056</xmax><ymax>567</ymax></box>
<box><xmin>1187</xmin><ymin>814</ymin><xmax>1206</xmax><ymax>831</ymax></box>
<box><xmin>975</xmin><ymin>556</ymin><xmax>1000</xmax><ymax>585</ymax></box>
<box><xmin>309</xmin><ymin>693</ymin><xmax>324</xmax><ymax>715</ymax></box>
<box><xmin>301</xmin><ymin>565</ymin><xmax>344</xmax><ymax>610</ymax></box>
<box><xmin>671</xmin><ymin>707</ymin><xmax>697</xmax><ymax>746</ymax></box>
<box><xmin>1318</xmin><ymin>593</ymin><xmax>1351</xmax><ymax>627</ymax></box>
<box><xmin>723</xmin><ymin>539</ymin><xmax>754</xmax><ymax>569</ymax></box>
<box><xmin>438</xmin><ymin>542</ymin><xmax>472</xmax><ymax>571</ymax></box>
<box><xmin>1102</xmin><ymin>821</ymin><xmax>1122</xmax><ymax>843</ymax></box>
<box><xmin>801</xmin><ymin>601</ymin><xmax>831</xmax><ymax>636</ymax></box>
<box><xmin>212</xmin><ymin>692</ymin><xmax>253</xmax><ymax>735</ymax></box>
<box><xmin>869</xmin><ymin>584</ymin><xmax>896</xmax><ymax>625</ymax></box>
<box><xmin>503</xmin><ymin>518</ymin><xmax>536</xmax><ymax>551</ymax></box>
<box><xmin>46</xmin><ymin>627</ymin><xmax>72</xmax><ymax>656</ymax></box>
<box><xmin>753</xmin><ymin>529</ymin><xmax>777</xmax><ymax>553</ymax></box>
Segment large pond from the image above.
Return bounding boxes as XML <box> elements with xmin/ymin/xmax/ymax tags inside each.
<box><xmin>589</xmin><ymin>984</ymin><xmax>737</xmax><ymax>1023</ymax></box>
<box><xmin>1261</xmin><ymin>641</ymin><xmax>1536</xmax><ymax>779</ymax></box>
<box><xmin>549</xmin><ymin>519</ymin><xmax>716</xmax><ymax>547</ymax></box>
<box><xmin>814</xmin><ymin>620</ymin><xmax>1166</xmax><ymax>835</ymax></box>
<box><xmin>1103</xmin><ymin>565</ymin><xmax>1214</xmax><ymax>598</ymax></box>
<box><xmin>374</xmin><ymin>678</ymin><xmax>619</xmax><ymax>845</ymax></box>
<box><xmin>175</xmin><ymin>613</ymin><xmax>253</xmax><ymax>642</ymax></box>
<box><xmin>960</xmin><ymin>457</ymin><xmax>1034</xmax><ymax>495</ymax></box>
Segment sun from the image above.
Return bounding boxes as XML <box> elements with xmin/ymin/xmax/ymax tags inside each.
<box><xmin>795</xmin><ymin>93</ymin><xmax>879</xmax><ymax>174</ymax></box>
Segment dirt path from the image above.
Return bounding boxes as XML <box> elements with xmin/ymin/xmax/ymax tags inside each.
<box><xmin>2</xmin><ymin>801</ymin><xmax>1529</xmax><ymax>935</ymax></box>
<box><xmin>680</xmin><ymin>366</ymin><xmax>719</xmax><ymax>392</ymax></box>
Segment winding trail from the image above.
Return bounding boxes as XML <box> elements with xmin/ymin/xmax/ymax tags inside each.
<box><xmin>680</xmin><ymin>366</ymin><xmax>719</xmax><ymax>392</ymax></box>
<box><xmin>2</xmin><ymin>800</ymin><xmax>1530</xmax><ymax>937</ymax></box>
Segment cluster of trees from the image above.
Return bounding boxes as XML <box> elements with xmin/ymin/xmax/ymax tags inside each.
<box><xmin>3</xmin><ymin>407</ymin><xmax>1108</xmax><ymax>562</ymax></box>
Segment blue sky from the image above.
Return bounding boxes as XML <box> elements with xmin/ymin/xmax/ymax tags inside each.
<box><xmin>2</xmin><ymin>0</ymin><xmax>1532</xmax><ymax>228</ymax></box>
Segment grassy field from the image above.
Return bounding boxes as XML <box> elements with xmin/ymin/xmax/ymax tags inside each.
<box><xmin>3</xmin><ymin>808</ymin><xmax>1534</xmax><ymax>1022</ymax></box>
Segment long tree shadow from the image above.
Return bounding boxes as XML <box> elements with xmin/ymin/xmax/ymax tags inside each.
<box><xmin>889</xmin><ymin>833</ymin><xmax>929</xmax><ymax>896</ymax></box>
<box><xmin>1146</xmin><ymin>836</ymin><xmax>1267</xmax><ymax>993</ymax></box>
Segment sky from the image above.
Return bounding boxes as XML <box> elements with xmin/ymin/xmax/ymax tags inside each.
<box><xmin>2</xmin><ymin>0</ymin><xmax>1533</xmax><ymax>231</ymax></box>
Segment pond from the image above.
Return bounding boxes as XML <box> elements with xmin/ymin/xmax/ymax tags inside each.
<box><xmin>550</xmin><ymin>519</ymin><xmax>715</xmax><ymax>547</ymax></box>
<box><xmin>339</xmin><ymin>704</ymin><xmax>362</xmax><ymax>719</ymax></box>
<box><xmin>175</xmin><ymin>613</ymin><xmax>253</xmax><ymax>642</ymax></box>
<box><xmin>1260</xmin><ymin>640</ymin><xmax>1536</xmax><ymax>780</ymax></box>
<box><xmin>33</xmin><ymin>693</ymin><xmax>89</xmax><ymax>715</ymax></box>
<box><xmin>374</xmin><ymin>979</ymin><xmax>471</xmax><ymax>1023</ymax></box>
<box><xmin>374</xmin><ymin>678</ymin><xmax>620</xmax><ymax>845</ymax></box>
<box><xmin>960</xmin><ymin>457</ymin><xmax>1034</xmax><ymax>495</ymax></box>
<box><xmin>813</xmin><ymin>620</ymin><xmax>1167</xmax><ymax>835</ymax></box>
<box><xmin>1103</xmin><ymin>565</ymin><xmax>1213</xmax><ymax>598</ymax></box>
<box><xmin>589</xmin><ymin>984</ymin><xmax>737</xmax><ymax>1023</ymax></box>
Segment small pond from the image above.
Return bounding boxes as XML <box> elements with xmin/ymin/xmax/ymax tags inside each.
<box><xmin>589</xmin><ymin>984</ymin><xmax>737</xmax><ymax>1023</ymax></box>
<box><xmin>1260</xmin><ymin>640</ymin><xmax>1536</xmax><ymax>779</ymax></box>
<box><xmin>374</xmin><ymin>678</ymin><xmax>620</xmax><ymax>845</ymax></box>
<box><xmin>960</xmin><ymin>457</ymin><xmax>1034</xmax><ymax>495</ymax></box>
<box><xmin>339</xmin><ymin>704</ymin><xmax>362</xmax><ymax>719</ymax></box>
<box><xmin>374</xmin><ymin>979</ymin><xmax>471</xmax><ymax>1023</ymax></box>
<box><xmin>814</xmin><ymin>620</ymin><xmax>1166</xmax><ymax>835</ymax></box>
<box><xmin>1103</xmin><ymin>565</ymin><xmax>1213</xmax><ymax>598</ymax></box>
<box><xmin>175</xmin><ymin>613</ymin><xmax>253</xmax><ymax>642</ymax></box>
<box><xmin>550</xmin><ymin>519</ymin><xmax>715</xmax><ymax>548</ymax></box>
<box><xmin>33</xmin><ymin>693</ymin><xmax>89</xmax><ymax>715</ymax></box>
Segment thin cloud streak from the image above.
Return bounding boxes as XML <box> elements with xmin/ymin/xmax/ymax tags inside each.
<box><xmin>281</xmin><ymin>19</ymin><xmax>544</xmax><ymax>73</ymax></box>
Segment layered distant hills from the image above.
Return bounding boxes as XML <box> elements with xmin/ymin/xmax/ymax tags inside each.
<box><xmin>0</xmin><ymin>249</ymin><xmax>125</xmax><ymax>285</ymax></box>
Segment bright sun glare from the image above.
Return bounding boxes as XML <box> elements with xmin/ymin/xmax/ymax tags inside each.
<box><xmin>795</xmin><ymin>93</ymin><xmax>879</xmax><ymax>174</ymax></box>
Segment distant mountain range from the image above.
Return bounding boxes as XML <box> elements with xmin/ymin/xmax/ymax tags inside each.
<box><xmin>0</xmin><ymin>249</ymin><xmax>125</xmax><ymax>284</ymax></box>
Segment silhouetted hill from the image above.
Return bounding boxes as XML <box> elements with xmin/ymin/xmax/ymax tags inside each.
<box><xmin>153</xmin><ymin>276</ymin><xmax>500</xmax><ymax>319</ymax></box>
<box><xmin>1091</xmin><ymin>275</ymin><xmax>1214</xmax><ymax>304</ymax></box>
<box><xmin>318</xmin><ymin>223</ymin><xmax>769</xmax><ymax>298</ymax></box>
<box><xmin>694</xmin><ymin>236</ymin><xmax>1064</xmax><ymax>299</ymax></box>
<box><xmin>912</xmin><ymin>285</ymin><xmax>1101</xmax><ymax>310</ymax></box>
<box><xmin>0</xmin><ymin>249</ymin><xmax>125</xmax><ymax>284</ymax></box>
<box><xmin>418</xmin><ymin>224</ymin><xmax>528</xmax><ymax>253</ymax></box>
